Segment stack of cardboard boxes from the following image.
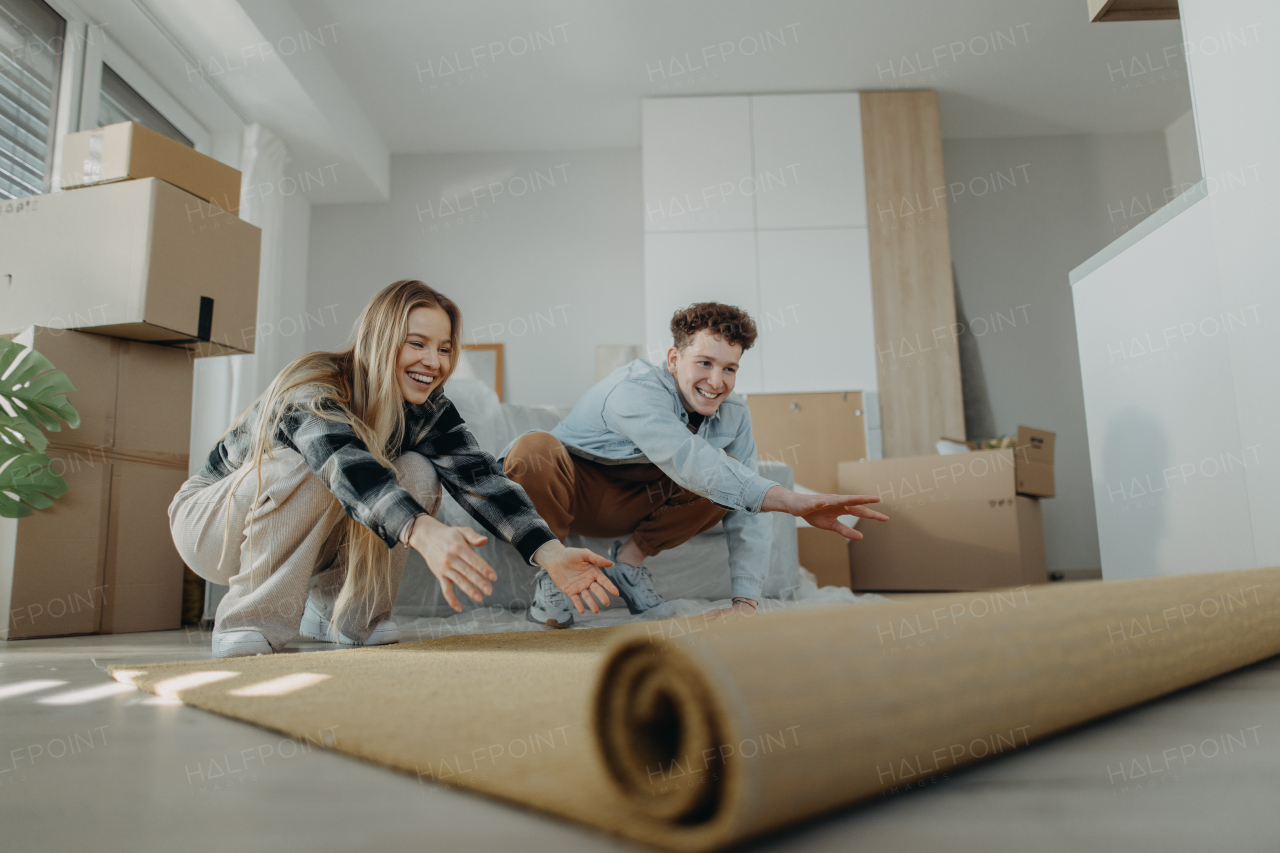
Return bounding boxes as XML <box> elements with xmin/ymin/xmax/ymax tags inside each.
<box><xmin>1</xmin><ymin>122</ymin><xmax>261</xmax><ymax>639</ymax></box>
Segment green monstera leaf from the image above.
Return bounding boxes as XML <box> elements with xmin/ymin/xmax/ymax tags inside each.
<box><xmin>0</xmin><ymin>443</ymin><xmax>68</xmax><ymax>518</ymax></box>
<box><xmin>2</xmin><ymin>419</ymin><xmax>48</xmax><ymax>452</ymax></box>
<box><xmin>0</xmin><ymin>338</ymin><xmax>80</xmax><ymax>434</ymax></box>
<box><xmin>0</xmin><ymin>337</ymin><xmax>80</xmax><ymax>518</ymax></box>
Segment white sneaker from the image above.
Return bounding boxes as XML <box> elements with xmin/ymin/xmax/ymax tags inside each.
<box><xmin>212</xmin><ymin>630</ymin><xmax>273</xmax><ymax>658</ymax></box>
<box><xmin>299</xmin><ymin>599</ymin><xmax>400</xmax><ymax>646</ymax></box>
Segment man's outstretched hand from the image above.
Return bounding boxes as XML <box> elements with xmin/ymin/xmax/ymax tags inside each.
<box><xmin>533</xmin><ymin>540</ymin><xmax>621</xmax><ymax>615</ymax></box>
<box><xmin>761</xmin><ymin>486</ymin><xmax>889</xmax><ymax>540</ymax></box>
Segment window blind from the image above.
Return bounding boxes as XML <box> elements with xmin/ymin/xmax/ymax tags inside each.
<box><xmin>98</xmin><ymin>64</ymin><xmax>192</xmax><ymax>147</ymax></box>
<box><xmin>0</xmin><ymin>0</ymin><xmax>64</xmax><ymax>199</ymax></box>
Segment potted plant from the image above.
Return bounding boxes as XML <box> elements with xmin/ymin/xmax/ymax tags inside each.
<box><xmin>0</xmin><ymin>337</ymin><xmax>81</xmax><ymax>518</ymax></box>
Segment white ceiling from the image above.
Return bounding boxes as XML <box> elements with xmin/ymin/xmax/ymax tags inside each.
<box><xmin>88</xmin><ymin>0</ymin><xmax>1193</xmax><ymax>203</ymax></box>
<box><xmin>291</xmin><ymin>0</ymin><xmax>1192</xmax><ymax>154</ymax></box>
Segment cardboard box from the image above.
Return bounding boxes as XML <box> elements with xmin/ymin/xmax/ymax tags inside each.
<box><xmin>100</xmin><ymin>460</ymin><xmax>190</xmax><ymax>634</ymax></box>
<box><xmin>748</xmin><ymin>391</ymin><xmax>866</xmax><ymax>494</ymax></box>
<box><xmin>838</xmin><ymin>450</ymin><xmax>1047</xmax><ymax>591</ymax></box>
<box><xmin>60</xmin><ymin>121</ymin><xmax>241</xmax><ymax>213</ymax></box>
<box><xmin>0</xmin><ymin>178</ymin><xmax>261</xmax><ymax>356</ymax></box>
<box><xmin>1015</xmin><ymin>425</ymin><xmax>1055</xmax><ymax>498</ymax></box>
<box><xmin>940</xmin><ymin>425</ymin><xmax>1056</xmax><ymax>498</ymax></box>
<box><xmin>8</xmin><ymin>326</ymin><xmax>194</xmax><ymax>460</ymax></box>
<box><xmin>1</xmin><ymin>455</ymin><xmax>188</xmax><ymax>639</ymax></box>
<box><xmin>0</xmin><ymin>328</ymin><xmax>192</xmax><ymax>638</ymax></box>
<box><xmin>0</xmin><ymin>446</ymin><xmax>112</xmax><ymax>639</ymax></box>
<box><xmin>797</xmin><ymin>526</ymin><xmax>852</xmax><ymax>588</ymax></box>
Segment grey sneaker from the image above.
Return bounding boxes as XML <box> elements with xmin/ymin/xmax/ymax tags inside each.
<box><xmin>526</xmin><ymin>569</ymin><xmax>574</xmax><ymax>629</ymax></box>
<box><xmin>605</xmin><ymin>542</ymin><xmax>666</xmax><ymax>614</ymax></box>
<box><xmin>299</xmin><ymin>599</ymin><xmax>400</xmax><ymax>646</ymax></box>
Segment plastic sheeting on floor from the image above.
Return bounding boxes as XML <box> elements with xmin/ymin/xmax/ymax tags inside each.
<box><xmin>393</xmin><ymin>566</ymin><xmax>883</xmax><ymax>642</ymax></box>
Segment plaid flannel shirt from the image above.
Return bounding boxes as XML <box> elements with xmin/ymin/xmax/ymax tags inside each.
<box><xmin>197</xmin><ymin>388</ymin><xmax>557</xmax><ymax>564</ymax></box>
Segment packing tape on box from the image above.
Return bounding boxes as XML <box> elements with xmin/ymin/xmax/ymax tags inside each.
<box><xmin>81</xmin><ymin>130</ymin><xmax>103</xmax><ymax>185</ymax></box>
<box><xmin>45</xmin><ymin>442</ymin><xmax>189</xmax><ymax>472</ymax></box>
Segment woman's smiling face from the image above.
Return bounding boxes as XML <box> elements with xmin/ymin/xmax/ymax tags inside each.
<box><xmin>396</xmin><ymin>306</ymin><xmax>453</xmax><ymax>404</ymax></box>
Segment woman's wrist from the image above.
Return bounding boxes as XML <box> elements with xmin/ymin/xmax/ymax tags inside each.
<box><xmin>405</xmin><ymin>512</ymin><xmax>441</xmax><ymax>546</ymax></box>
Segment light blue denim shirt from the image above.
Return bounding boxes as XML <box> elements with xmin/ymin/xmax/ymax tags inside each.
<box><xmin>501</xmin><ymin>359</ymin><xmax>776</xmax><ymax>601</ymax></box>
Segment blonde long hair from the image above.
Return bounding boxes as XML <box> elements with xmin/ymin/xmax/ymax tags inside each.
<box><xmin>222</xmin><ymin>280</ymin><xmax>461</xmax><ymax>637</ymax></box>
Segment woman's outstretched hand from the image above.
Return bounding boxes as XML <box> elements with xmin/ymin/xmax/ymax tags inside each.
<box><xmin>407</xmin><ymin>514</ymin><xmax>497</xmax><ymax>613</ymax></box>
<box><xmin>533</xmin><ymin>540</ymin><xmax>620</xmax><ymax>615</ymax></box>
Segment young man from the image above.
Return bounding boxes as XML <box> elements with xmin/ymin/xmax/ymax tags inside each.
<box><xmin>503</xmin><ymin>302</ymin><xmax>888</xmax><ymax>627</ymax></box>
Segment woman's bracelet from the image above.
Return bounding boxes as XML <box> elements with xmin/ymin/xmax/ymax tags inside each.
<box><xmin>732</xmin><ymin>597</ymin><xmax>758</xmax><ymax>609</ymax></box>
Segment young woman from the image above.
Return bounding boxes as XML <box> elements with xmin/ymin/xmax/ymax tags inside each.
<box><xmin>170</xmin><ymin>280</ymin><xmax>617</xmax><ymax>657</ymax></box>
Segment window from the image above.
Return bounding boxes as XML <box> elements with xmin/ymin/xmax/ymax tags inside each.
<box><xmin>97</xmin><ymin>63</ymin><xmax>191</xmax><ymax>147</ymax></box>
<box><xmin>0</xmin><ymin>0</ymin><xmax>64</xmax><ymax>199</ymax></box>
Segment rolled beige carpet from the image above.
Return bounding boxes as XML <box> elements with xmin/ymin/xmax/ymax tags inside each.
<box><xmin>114</xmin><ymin>566</ymin><xmax>1280</xmax><ymax>849</ymax></box>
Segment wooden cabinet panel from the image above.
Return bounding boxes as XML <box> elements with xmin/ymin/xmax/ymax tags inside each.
<box><xmin>861</xmin><ymin>90</ymin><xmax>966</xmax><ymax>457</ymax></box>
<box><xmin>797</xmin><ymin>528</ymin><xmax>852</xmax><ymax>589</ymax></box>
<box><xmin>1089</xmin><ymin>0</ymin><xmax>1178</xmax><ymax>22</ymax></box>
<box><xmin>747</xmin><ymin>391</ymin><xmax>866</xmax><ymax>494</ymax></box>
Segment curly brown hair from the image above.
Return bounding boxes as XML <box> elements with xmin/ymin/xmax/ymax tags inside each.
<box><xmin>670</xmin><ymin>302</ymin><xmax>758</xmax><ymax>352</ymax></box>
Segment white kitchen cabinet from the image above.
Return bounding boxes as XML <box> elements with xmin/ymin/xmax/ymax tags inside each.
<box><xmin>642</xmin><ymin>92</ymin><xmax>872</xmax><ymax>400</ymax></box>
<box><xmin>751</xmin><ymin>93</ymin><xmax>867</xmax><ymax>229</ymax></box>
<box><xmin>641</xmin><ymin>97</ymin><xmax>755</xmax><ymax>233</ymax></box>
<box><xmin>642</xmin><ymin>92</ymin><xmax>962</xmax><ymax>449</ymax></box>
<box><xmin>643</xmin><ymin>230</ymin><xmax>763</xmax><ymax>394</ymax></box>
<box><xmin>756</xmin><ymin>228</ymin><xmax>876</xmax><ymax>394</ymax></box>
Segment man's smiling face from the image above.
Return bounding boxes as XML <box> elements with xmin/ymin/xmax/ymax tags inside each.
<box><xmin>666</xmin><ymin>329</ymin><xmax>742</xmax><ymax>417</ymax></box>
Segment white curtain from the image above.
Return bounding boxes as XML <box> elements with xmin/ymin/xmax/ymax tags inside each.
<box><xmin>188</xmin><ymin>124</ymin><xmax>290</xmax><ymax>473</ymax></box>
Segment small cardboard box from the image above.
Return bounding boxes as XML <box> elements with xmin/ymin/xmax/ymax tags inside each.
<box><xmin>838</xmin><ymin>450</ymin><xmax>1047</xmax><ymax>591</ymax></box>
<box><xmin>748</xmin><ymin>391</ymin><xmax>866</xmax><ymax>494</ymax></box>
<box><xmin>60</xmin><ymin>122</ymin><xmax>241</xmax><ymax>213</ymax></box>
<box><xmin>797</xmin><ymin>526</ymin><xmax>852</xmax><ymax>589</ymax></box>
<box><xmin>0</xmin><ymin>178</ymin><xmax>261</xmax><ymax>356</ymax></box>
<box><xmin>941</xmin><ymin>425</ymin><xmax>1055</xmax><ymax>498</ymax></box>
<box><xmin>0</xmin><ymin>328</ymin><xmax>192</xmax><ymax>638</ymax></box>
<box><xmin>1014</xmin><ymin>425</ymin><xmax>1055</xmax><ymax>498</ymax></box>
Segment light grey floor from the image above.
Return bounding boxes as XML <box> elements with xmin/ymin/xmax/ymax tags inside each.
<box><xmin>2</xmin><ymin>628</ymin><xmax>1278</xmax><ymax>853</ymax></box>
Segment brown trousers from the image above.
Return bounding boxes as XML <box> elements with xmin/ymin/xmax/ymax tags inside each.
<box><xmin>503</xmin><ymin>431</ymin><xmax>728</xmax><ymax>558</ymax></box>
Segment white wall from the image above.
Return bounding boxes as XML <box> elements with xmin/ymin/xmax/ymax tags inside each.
<box><xmin>1164</xmin><ymin>109</ymin><xmax>1202</xmax><ymax>192</ymax></box>
<box><xmin>1178</xmin><ymin>0</ymin><xmax>1280</xmax><ymax>566</ymax></box>
<box><xmin>306</xmin><ymin>150</ymin><xmax>643</xmax><ymax>407</ymax></box>
<box><xmin>942</xmin><ymin>132</ymin><xmax>1173</xmax><ymax>574</ymax></box>
<box><xmin>1072</xmin><ymin>191</ymin><xmax>1257</xmax><ymax>578</ymax></box>
<box><xmin>277</xmin><ymin>190</ymin><xmax>312</xmax><ymax>366</ymax></box>
<box><xmin>1070</xmin><ymin>0</ymin><xmax>1280</xmax><ymax>579</ymax></box>
<box><xmin>188</xmin><ymin>150</ymin><xmax>313</xmax><ymax>472</ymax></box>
